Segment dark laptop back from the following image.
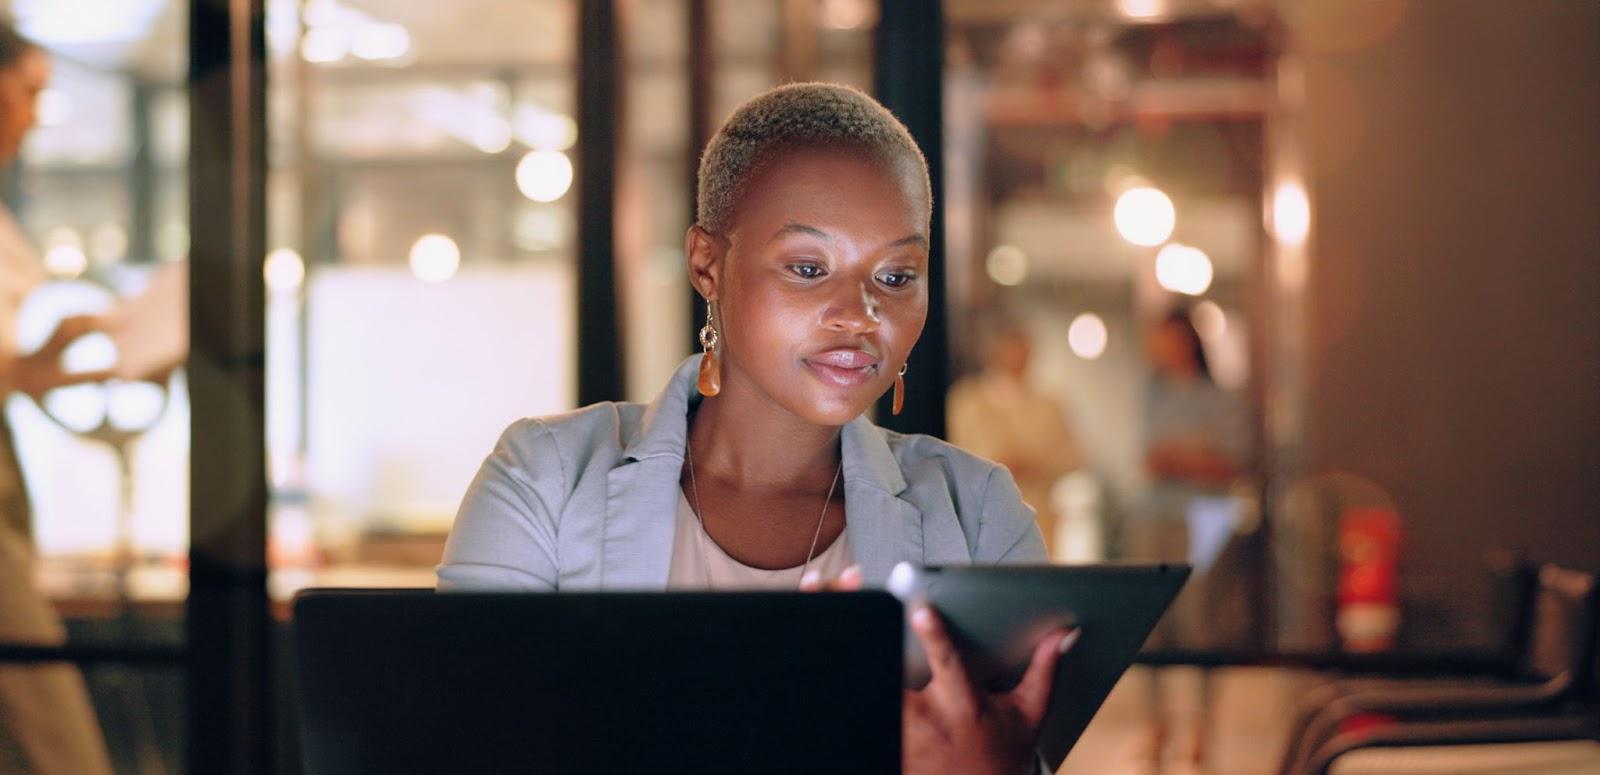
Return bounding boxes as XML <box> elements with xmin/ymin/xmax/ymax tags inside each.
<box><xmin>293</xmin><ymin>590</ymin><xmax>902</xmax><ymax>774</ymax></box>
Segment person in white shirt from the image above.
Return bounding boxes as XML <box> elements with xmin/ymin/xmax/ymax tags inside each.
<box><xmin>0</xmin><ymin>20</ymin><xmax>115</xmax><ymax>775</ymax></box>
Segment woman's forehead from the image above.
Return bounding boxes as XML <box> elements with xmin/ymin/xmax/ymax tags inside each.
<box><xmin>729</xmin><ymin>146</ymin><xmax>929</xmax><ymax>241</ymax></box>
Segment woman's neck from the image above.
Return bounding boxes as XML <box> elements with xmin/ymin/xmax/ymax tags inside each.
<box><xmin>686</xmin><ymin>371</ymin><xmax>843</xmax><ymax>494</ymax></box>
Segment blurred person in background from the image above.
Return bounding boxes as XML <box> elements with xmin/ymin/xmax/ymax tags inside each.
<box><xmin>947</xmin><ymin>323</ymin><xmax>1082</xmax><ymax>557</ymax></box>
<box><xmin>0</xmin><ymin>19</ymin><xmax>116</xmax><ymax>775</ymax></box>
<box><xmin>1127</xmin><ymin>306</ymin><xmax>1247</xmax><ymax>770</ymax></box>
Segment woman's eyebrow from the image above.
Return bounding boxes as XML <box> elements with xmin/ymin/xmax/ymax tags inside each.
<box><xmin>770</xmin><ymin>223</ymin><xmax>929</xmax><ymax>251</ymax></box>
<box><xmin>771</xmin><ymin>223</ymin><xmax>833</xmax><ymax>242</ymax></box>
<box><xmin>886</xmin><ymin>234</ymin><xmax>929</xmax><ymax>251</ymax></box>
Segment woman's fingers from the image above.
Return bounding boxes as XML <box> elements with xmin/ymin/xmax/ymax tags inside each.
<box><xmin>39</xmin><ymin>315</ymin><xmax>105</xmax><ymax>357</ymax></box>
<box><xmin>1010</xmin><ymin>627</ymin><xmax>1079</xmax><ymax>727</ymax></box>
<box><xmin>799</xmin><ymin>565</ymin><xmax>862</xmax><ymax>592</ymax></box>
<box><xmin>910</xmin><ymin>605</ymin><xmax>976</xmax><ymax>716</ymax></box>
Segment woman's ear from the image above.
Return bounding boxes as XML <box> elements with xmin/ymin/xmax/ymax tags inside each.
<box><xmin>685</xmin><ymin>224</ymin><xmax>723</xmax><ymax>301</ymax></box>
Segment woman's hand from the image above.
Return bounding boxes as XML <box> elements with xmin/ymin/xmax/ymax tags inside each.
<box><xmin>903</xmin><ymin>605</ymin><xmax>1077</xmax><ymax>775</ymax></box>
<box><xmin>8</xmin><ymin>315</ymin><xmax>114</xmax><ymax>399</ymax></box>
<box><xmin>798</xmin><ymin>564</ymin><xmax>862</xmax><ymax>592</ymax></box>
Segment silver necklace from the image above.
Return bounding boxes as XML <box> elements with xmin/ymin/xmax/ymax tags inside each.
<box><xmin>684</xmin><ymin>440</ymin><xmax>843</xmax><ymax>590</ymax></box>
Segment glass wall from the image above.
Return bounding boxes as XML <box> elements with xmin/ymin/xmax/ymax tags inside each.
<box><xmin>264</xmin><ymin>0</ymin><xmax>581</xmax><ymax>597</ymax></box>
<box><xmin>944</xmin><ymin>1</ymin><xmax>1276</xmax><ymax>649</ymax></box>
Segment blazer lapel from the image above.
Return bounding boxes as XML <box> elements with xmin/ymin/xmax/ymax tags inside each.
<box><xmin>600</xmin><ymin>456</ymin><xmax>681</xmax><ymax>589</ymax></box>
<box><xmin>595</xmin><ymin>357</ymin><xmax>701</xmax><ymax>590</ymax></box>
<box><xmin>840</xmin><ymin>417</ymin><xmax>932</xmax><ymax>586</ymax></box>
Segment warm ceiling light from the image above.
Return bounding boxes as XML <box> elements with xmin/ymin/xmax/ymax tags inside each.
<box><xmin>1155</xmin><ymin>243</ymin><xmax>1214</xmax><ymax>296</ymax></box>
<box><xmin>1114</xmin><ymin>186</ymin><xmax>1176</xmax><ymax>247</ymax></box>
<box><xmin>1068</xmin><ymin>313</ymin><xmax>1108</xmax><ymax>360</ymax></box>
<box><xmin>515</xmin><ymin>150</ymin><xmax>574</xmax><ymax>203</ymax></box>
<box><xmin>408</xmin><ymin>234</ymin><xmax>460</xmax><ymax>283</ymax></box>
<box><xmin>1273</xmin><ymin>182</ymin><xmax>1311</xmax><ymax>246</ymax></box>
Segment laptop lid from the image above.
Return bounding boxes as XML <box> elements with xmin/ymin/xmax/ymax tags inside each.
<box><xmin>293</xmin><ymin>590</ymin><xmax>902</xmax><ymax>774</ymax></box>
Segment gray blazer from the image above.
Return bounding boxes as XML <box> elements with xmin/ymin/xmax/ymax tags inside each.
<box><xmin>437</xmin><ymin>354</ymin><xmax>1046</xmax><ymax>591</ymax></box>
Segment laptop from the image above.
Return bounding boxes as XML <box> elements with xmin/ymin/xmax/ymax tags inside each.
<box><xmin>293</xmin><ymin>590</ymin><xmax>902</xmax><ymax>774</ymax></box>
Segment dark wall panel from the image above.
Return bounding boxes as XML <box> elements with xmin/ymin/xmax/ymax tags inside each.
<box><xmin>1305</xmin><ymin>1</ymin><xmax>1600</xmax><ymax>643</ymax></box>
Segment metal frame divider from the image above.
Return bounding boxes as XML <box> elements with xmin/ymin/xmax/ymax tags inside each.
<box><xmin>873</xmin><ymin>0</ymin><xmax>949</xmax><ymax>438</ymax></box>
<box><xmin>577</xmin><ymin>0</ymin><xmax>625</xmax><ymax>405</ymax></box>
<box><xmin>187</xmin><ymin>0</ymin><xmax>271</xmax><ymax>772</ymax></box>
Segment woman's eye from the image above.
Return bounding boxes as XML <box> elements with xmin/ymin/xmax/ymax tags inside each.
<box><xmin>790</xmin><ymin>263</ymin><xmax>826</xmax><ymax>279</ymax></box>
<box><xmin>878</xmin><ymin>271</ymin><xmax>917</xmax><ymax>288</ymax></box>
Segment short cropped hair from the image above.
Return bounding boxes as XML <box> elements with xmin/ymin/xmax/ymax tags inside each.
<box><xmin>695</xmin><ymin>82</ymin><xmax>931</xmax><ymax>235</ymax></box>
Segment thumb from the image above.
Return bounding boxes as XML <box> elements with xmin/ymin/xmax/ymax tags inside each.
<box><xmin>1012</xmin><ymin>628</ymin><xmax>1078</xmax><ymax>726</ymax></box>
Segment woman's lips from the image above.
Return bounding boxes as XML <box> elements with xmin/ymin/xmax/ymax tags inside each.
<box><xmin>804</xmin><ymin>349</ymin><xmax>880</xmax><ymax>387</ymax></box>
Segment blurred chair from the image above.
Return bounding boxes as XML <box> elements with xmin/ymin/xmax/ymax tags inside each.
<box><xmin>1303</xmin><ymin>713</ymin><xmax>1600</xmax><ymax>775</ymax></box>
<box><xmin>1278</xmin><ymin>562</ymin><xmax>1600</xmax><ymax>775</ymax></box>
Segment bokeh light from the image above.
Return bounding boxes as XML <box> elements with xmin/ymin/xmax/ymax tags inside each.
<box><xmin>1116</xmin><ymin>0</ymin><xmax>1165</xmax><ymax>21</ymax></box>
<box><xmin>264</xmin><ymin>247</ymin><xmax>306</xmax><ymax>292</ymax></box>
<box><xmin>1068</xmin><ymin>313</ymin><xmax>1109</xmax><ymax>361</ymax></box>
<box><xmin>300</xmin><ymin>26</ymin><xmax>348</xmax><ymax>63</ymax></box>
<box><xmin>408</xmin><ymin>234</ymin><xmax>460</xmax><ymax>283</ymax></box>
<box><xmin>90</xmin><ymin>223</ymin><xmax>127</xmax><ymax>264</ymax></box>
<box><xmin>350</xmin><ymin>22</ymin><xmax>411</xmax><ymax>62</ymax></box>
<box><xmin>471</xmin><ymin>118</ymin><xmax>512</xmax><ymax>154</ymax></box>
<box><xmin>1273</xmin><ymin>182</ymin><xmax>1311</xmax><ymax>246</ymax></box>
<box><xmin>514</xmin><ymin>107</ymin><xmax>578</xmax><ymax>151</ymax></box>
<box><xmin>1155</xmin><ymin>243</ymin><xmax>1214</xmax><ymax>296</ymax></box>
<box><xmin>1114</xmin><ymin>186</ymin><xmax>1176</xmax><ymax>246</ymax></box>
<box><xmin>44</xmin><ymin>244</ymin><xmax>88</xmax><ymax>279</ymax></box>
<box><xmin>515</xmin><ymin>150</ymin><xmax>574</xmax><ymax>203</ymax></box>
<box><xmin>820</xmin><ymin>0</ymin><xmax>877</xmax><ymax>30</ymax></box>
<box><xmin>985</xmin><ymin>244</ymin><xmax>1029</xmax><ymax>286</ymax></box>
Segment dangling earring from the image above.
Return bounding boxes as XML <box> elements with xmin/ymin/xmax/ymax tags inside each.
<box><xmin>892</xmin><ymin>362</ymin><xmax>907</xmax><ymax>416</ymax></box>
<box><xmin>697</xmin><ymin>302</ymin><xmax>721</xmax><ymax>397</ymax></box>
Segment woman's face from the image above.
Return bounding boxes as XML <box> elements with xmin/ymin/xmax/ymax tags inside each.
<box><xmin>689</xmin><ymin>146</ymin><xmax>930</xmax><ymax>427</ymax></box>
<box><xmin>0</xmin><ymin>49</ymin><xmax>48</xmax><ymax>165</ymax></box>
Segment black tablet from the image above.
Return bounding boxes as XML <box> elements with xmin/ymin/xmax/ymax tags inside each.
<box><xmin>886</xmin><ymin>562</ymin><xmax>1191</xmax><ymax>768</ymax></box>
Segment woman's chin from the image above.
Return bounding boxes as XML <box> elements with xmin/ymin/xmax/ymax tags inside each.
<box><xmin>787</xmin><ymin>391</ymin><xmax>883</xmax><ymax>427</ymax></box>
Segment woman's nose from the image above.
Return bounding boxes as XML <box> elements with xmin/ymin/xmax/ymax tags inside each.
<box><xmin>823</xmin><ymin>282</ymin><xmax>882</xmax><ymax>334</ymax></box>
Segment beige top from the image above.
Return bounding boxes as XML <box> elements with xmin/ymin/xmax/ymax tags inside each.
<box><xmin>666</xmin><ymin>491</ymin><xmax>853</xmax><ymax>590</ymax></box>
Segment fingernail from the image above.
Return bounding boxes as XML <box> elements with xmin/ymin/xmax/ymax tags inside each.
<box><xmin>911</xmin><ymin>605</ymin><xmax>932</xmax><ymax>630</ymax></box>
<box><xmin>1058</xmin><ymin>629</ymin><xmax>1082</xmax><ymax>655</ymax></box>
<box><xmin>800</xmin><ymin>569</ymin><xmax>820</xmax><ymax>588</ymax></box>
<box><xmin>840</xmin><ymin>565</ymin><xmax>861</xmax><ymax>582</ymax></box>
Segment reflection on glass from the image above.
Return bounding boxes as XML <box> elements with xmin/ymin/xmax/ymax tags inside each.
<box><xmin>5</xmin><ymin>2</ymin><xmax>190</xmax><ymax>598</ymax></box>
<box><xmin>1</xmin><ymin>5</ymin><xmax>189</xmax><ymax>769</ymax></box>
<box><xmin>267</xmin><ymin>0</ymin><xmax>582</xmax><ymax>598</ymax></box>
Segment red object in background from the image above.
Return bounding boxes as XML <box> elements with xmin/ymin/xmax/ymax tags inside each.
<box><xmin>1337</xmin><ymin>507</ymin><xmax>1402</xmax><ymax>651</ymax></box>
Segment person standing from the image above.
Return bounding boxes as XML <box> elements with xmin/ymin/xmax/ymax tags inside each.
<box><xmin>1127</xmin><ymin>306</ymin><xmax>1248</xmax><ymax>770</ymax></box>
<box><xmin>947</xmin><ymin>324</ymin><xmax>1083</xmax><ymax>556</ymax></box>
<box><xmin>0</xmin><ymin>20</ymin><xmax>115</xmax><ymax>775</ymax></box>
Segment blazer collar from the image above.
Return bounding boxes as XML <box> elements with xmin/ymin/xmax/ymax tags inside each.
<box><xmin>600</xmin><ymin>354</ymin><xmax>923</xmax><ymax>588</ymax></box>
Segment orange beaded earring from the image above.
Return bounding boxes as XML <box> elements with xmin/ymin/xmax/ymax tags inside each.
<box><xmin>891</xmin><ymin>362</ymin><xmax>907</xmax><ymax>416</ymax></box>
<box><xmin>696</xmin><ymin>302</ymin><xmax>721</xmax><ymax>397</ymax></box>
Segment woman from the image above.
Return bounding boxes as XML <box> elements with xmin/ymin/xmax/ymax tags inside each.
<box><xmin>0</xmin><ymin>21</ymin><xmax>115</xmax><ymax>775</ymax></box>
<box><xmin>1127</xmin><ymin>307</ymin><xmax>1248</xmax><ymax>769</ymax></box>
<box><xmin>440</xmin><ymin>83</ymin><xmax>1074</xmax><ymax>773</ymax></box>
